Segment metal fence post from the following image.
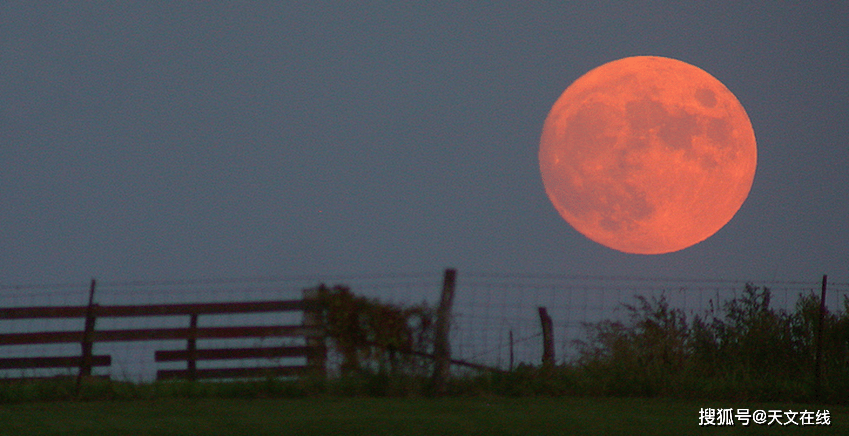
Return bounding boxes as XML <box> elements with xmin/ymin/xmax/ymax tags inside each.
<box><xmin>509</xmin><ymin>329</ymin><xmax>514</xmax><ymax>372</ymax></box>
<box><xmin>538</xmin><ymin>307</ymin><xmax>554</xmax><ymax>371</ymax></box>
<box><xmin>76</xmin><ymin>278</ymin><xmax>97</xmax><ymax>394</ymax></box>
<box><xmin>815</xmin><ymin>274</ymin><xmax>827</xmax><ymax>399</ymax></box>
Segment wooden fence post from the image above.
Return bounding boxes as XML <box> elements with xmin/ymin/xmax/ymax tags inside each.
<box><xmin>538</xmin><ymin>307</ymin><xmax>554</xmax><ymax>371</ymax></box>
<box><xmin>815</xmin><ymin>274</ymin><xmax>827</xmax><ymax>399</ymax></box>
<box><xmin>76</xmin><ymin>278</ymin><xmax>97</xmax><ymax>393</ymax></box>
<box><xmin>187</xmin><ymin>313</ymin><xmax>198</xmax><ymax>381</ymax></box>
<box><xmin>432</xmin><ymin>268</ymin><xmax>457</xmax><ymax>394</ymax></box>
<box><xmin>302</xmin><ymin>288</ymin><xmax>326</xmax><ymax>379</ymax></box>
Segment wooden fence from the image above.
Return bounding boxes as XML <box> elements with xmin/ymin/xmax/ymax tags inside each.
<box><xmin>0</xmin><ymin>270</ymin><xmax>515</xmax><ymax>387</ymax></box>
<box><xmin>0</xmin><ymin>281</ymin><xmax>326</xmax><ymax>382</ymax></box>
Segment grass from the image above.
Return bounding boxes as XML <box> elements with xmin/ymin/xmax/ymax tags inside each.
<box><xmin>1</xmin><ymin>396</ymin><xmax>845</xmax><ymax>436</ymax></box>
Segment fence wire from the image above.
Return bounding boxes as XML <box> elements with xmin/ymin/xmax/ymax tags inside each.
<box><xmin>1</xmin><ymin>271</ymin><xmax>846</xmax><ymax>381</ymax></box>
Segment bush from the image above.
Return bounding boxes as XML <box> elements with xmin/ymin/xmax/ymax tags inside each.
<box><xmin>314</xmin><ymin>285</ymin><xmax>434</xmax><ymax>377</ymax></box>
<box><xmin>572</xmin><ymin>285</ymin><xmax>849</xmax><ymax>403</ymax></box>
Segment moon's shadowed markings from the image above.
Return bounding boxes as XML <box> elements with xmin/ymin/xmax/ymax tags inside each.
<box><xmin>539</xmin><ymin>56</ymin><xmax>757</xmax><ymax>254</ymax></box>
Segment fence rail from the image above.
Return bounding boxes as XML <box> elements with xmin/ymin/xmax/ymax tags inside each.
<box><xmin>0</xmin><ymin>300</ymin><xmax>317</xmax><ymax>319</ymax></box>
<box><xmin>0</xmin><ymin>284</ymin><xmax>326</xmax><ymax>383</ymax></box>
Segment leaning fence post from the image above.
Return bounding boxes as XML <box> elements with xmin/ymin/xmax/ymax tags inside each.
<box><xmin>302</xmin><ymin>287</ymin><xmax>326</xmax><ymax>379</ymax></box>
<box><xmin>538</xmin><ymin>306</ymin><xmax>554</xmax><ymax>371</ymax></box>
<box><xmin>815</xmin><ymin>274</ymin><xmax>827</xmax><ymax>399</ymax></box>
<box><xmin>76</xmin><ymin>278</ymin><xmax>98</xmax><ymax>394</ymax></box>
<box><xmin>432</xmin><ymin>268</ymin><xmax>457</xmax><ymax>394</ymax></box>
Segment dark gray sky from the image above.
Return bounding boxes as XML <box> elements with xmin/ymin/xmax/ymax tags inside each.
<box><xmin>2</xmin><ymin>2</ymin><xmax>847</xmax><ymax>286</ymax></box>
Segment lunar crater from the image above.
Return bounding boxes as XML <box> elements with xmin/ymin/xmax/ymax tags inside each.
<box><xmin>695</xmin><ymin>88</ymin><xmax>717</xmax><ymax>107</ymax></box>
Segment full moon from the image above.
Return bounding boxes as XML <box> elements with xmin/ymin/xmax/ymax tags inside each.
<box><xmin>539</xmin><ymin>56</ymin><xmax>757</xmax><ymax>254</ymax></box>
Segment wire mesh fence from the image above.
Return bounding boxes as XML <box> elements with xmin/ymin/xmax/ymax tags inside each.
<box><xmin>451</xmin><ymin>273</ymin><xmax>849</xmax><ymax>371</ymax></box>
<box><xmin>1</xmin><ymin>271</ymin><xmax>847</xmax><ymax>381</ymax></box>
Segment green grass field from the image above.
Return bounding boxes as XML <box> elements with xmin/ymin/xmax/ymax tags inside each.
<box><xmin>1</xmin><ymin>396</ymin><xmax>844</xmax><ymax>436</ymax></box>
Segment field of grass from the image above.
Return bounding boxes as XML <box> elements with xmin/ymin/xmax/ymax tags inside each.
<box><xmin>1</xmin><ymin>396</ymin><xmax>845</xmax><ymax>436</ymax></box>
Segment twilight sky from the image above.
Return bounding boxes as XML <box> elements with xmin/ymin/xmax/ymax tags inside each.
<box><xmin>2</xmin><ymin>2</ymin><xmax>847</xmax><ymax>287</ymax></box>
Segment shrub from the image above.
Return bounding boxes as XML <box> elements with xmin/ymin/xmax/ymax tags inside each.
<box><xmin>573</xmin><ymin>285</ymin><xmax>849</xmax><ymax>403</ymax></box>
<box><xmin>314</xmin><ymin>285</ymin><xmax>434</xmax><ymax>377</ymax></box>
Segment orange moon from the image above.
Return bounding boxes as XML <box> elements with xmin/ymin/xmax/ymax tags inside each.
<box><xmin>539</xmin><ymin>56</ymin><xmax>756</xmax><ymax>254</ymax></box>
